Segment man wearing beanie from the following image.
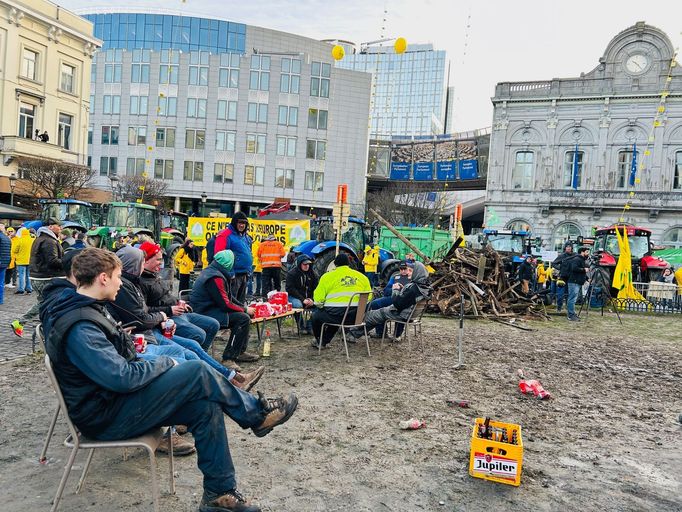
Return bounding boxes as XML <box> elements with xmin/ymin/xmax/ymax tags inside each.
<box><xmin>211</xmin><ymin>212</ymin><xmax>253</xmax><ymax>304</ymax></box>
<box><xmin>191</xmin><ymin>250</ymin><xmax>258</xmax><ymax>370</ymax></box>
<box><xmin>311</xmin><ymin>252</ymin><xmax>372</xmax><ymax>348</ymax></box>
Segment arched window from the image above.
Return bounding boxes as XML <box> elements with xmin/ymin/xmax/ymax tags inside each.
<box><xmin>552</xmin><ymin>222</ymin><xmax>582</xmax><ymax>251</ymax></box>
<box><xmin>506</xmin><ymin>219</ymin><xmax>532</xmax><ymax>232</ymax></box>
<box><xmin>662</xmin><ymin>227</ymin><xmax>682</xmax><ymax>248</ymax></box>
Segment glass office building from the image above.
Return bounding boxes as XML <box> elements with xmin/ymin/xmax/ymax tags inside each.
<box><xmin>84</xmin><ymin>12</ymin><xmax>371</xmax><ymax>215</ymax></box>
<box><xmin>335</xmin><ymin>44</ymin><xmax>447</xmax><ymax>139</ymax></box>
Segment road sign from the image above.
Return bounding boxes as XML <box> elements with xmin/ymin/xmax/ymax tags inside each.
<box><xmin>332</xmin><ymin>204</ymin><xmax>351</xmax><ymax>217</ymax></box>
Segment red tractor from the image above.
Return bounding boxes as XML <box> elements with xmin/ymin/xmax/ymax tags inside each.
<box><xmin>592</xmin><ymin>225</ymin><xmax>669</xmax><ymax>285</ymax></box>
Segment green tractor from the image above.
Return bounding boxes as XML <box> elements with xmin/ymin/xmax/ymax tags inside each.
<box><xmin>87</xmin><ymin>202</ymin><xmax>185</xmax><ymax>267</ymax></box>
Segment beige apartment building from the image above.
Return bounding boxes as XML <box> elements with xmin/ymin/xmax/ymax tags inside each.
<box><xmin>0</xmin><ymin>0</ymin><xmax>100</xmax><ymax>198</ymax></box>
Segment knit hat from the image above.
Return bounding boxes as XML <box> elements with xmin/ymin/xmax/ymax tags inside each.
<box><xmin>139</xmin><ymin>241</ymin><xmax>162</xmax><ymax>261</ymax></box>
<box><xmin>334</xmin><ymin>253</ymin><xmax>350</xmax><ymax>267</ymax></box>
<box><xmin>214</xmin><ymin>250</ymin><xmax>235</xmax><ymax>271</ymax></box>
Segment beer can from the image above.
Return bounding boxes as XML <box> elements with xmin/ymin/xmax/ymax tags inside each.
<box><xmin>134</xmin><ymin>334</ymin><xmax>145</xmax><ymax>353</ymax></box>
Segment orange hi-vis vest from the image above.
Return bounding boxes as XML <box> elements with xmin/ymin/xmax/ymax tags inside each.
<box><xmin>258</xmin><ymin>239</ymin><xmax>286</xmax><ymax>268</ymax></box>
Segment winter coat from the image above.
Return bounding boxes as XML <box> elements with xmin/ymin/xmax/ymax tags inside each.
<box><xmin>391</xmin><ymin>262</ymin><xmax>432</xmax><ymax>314</ymax></box>
<box><xmin>0</xmin><ymin>232</ymin><xmax>11</xmax><ymax>268</ymax></box>
<box><xmin>566</xmin><ymin>254</ymin><xmax>589</xmax><ymax>286</ymax></box>
<box><xmin>362</xmin><ymin>245</ymin><xmax>380</xmax><ymax>273</ymax></box>
<box><xmin>175</xmin><ymin>247</ymin><xmax>195</xmax><ymax>275</ymax></box>
<box><xmin>29</xmin><ymin>227</ymin><xmax>64</xmax><ymax>278</ymax></box>
<box><xmin>190</xmin><ymin>260</ymin><xmax>245</xmax><ymax>319</ymax></box>
<box><xmin>39</xmin><ymin>283</ymin><xmax>173</xmax><ymax>438</ymax></box>
<box><xmin>258</xmin><ymin>239</ymin><xmax>286</xmax><ymax>268</ymax></box>
<box><xmin>212</xmin><ymin>212</ymin><xmax>253</xmax><ymax>274</ymax></box>
<box><xmin>8</xmin><ymin>235</ymin><xmax>17</xmax><ymax>269</ymax></box>
<box><xmin>517</xmin><ymin>260</ymin><xmax>533</xmax><ymax>281</ymax></box>
<box><xmin>13</xmin><ymin>228</ymin><xmax>34</xmax><ymax>266</ymax></box>
<box><xmin>139</xmin><ymin>269</ymin><xmax>178</xmax><ymax>317</ymax></box>
<box><xmin>286</xmin><ymin>255</ymin><xmax>319</xmax><ymax>302</ymax></box>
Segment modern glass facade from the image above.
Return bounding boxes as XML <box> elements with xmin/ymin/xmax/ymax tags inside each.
<box><xmin>84</xmin><ymin>12</ymin><xmax>372</xmax><ymax>214</ymax></box>
<box><xmin>336</xmin><ymin>44</ymin><xmax>447</xmax><ymax>139</ymax></box>
<box><xmin>83</xmin><ymin>13</ymin><xmax>246</xmax><ymax>53</ymax></box>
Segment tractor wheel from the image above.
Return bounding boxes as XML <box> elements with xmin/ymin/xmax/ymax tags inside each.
<box><xmin>380</xmin><ymin>262</ymin><xmax>401</xmax><ymax>287</ymax></box>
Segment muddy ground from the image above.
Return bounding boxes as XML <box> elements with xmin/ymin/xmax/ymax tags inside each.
<box><xmin>0</xmin><ymin>311</ymin><xmax>680</xmax><ymax>511</ymax></box>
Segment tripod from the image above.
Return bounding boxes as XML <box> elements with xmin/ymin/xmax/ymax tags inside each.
<box><xmin>578</xmin><ymin>266</ymin><xmax>623</xmax><ymax>324</ymax></box>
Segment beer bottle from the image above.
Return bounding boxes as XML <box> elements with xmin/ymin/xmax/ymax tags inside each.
<box><xmin>500</xmin><ymin>429</ymin><xmax>509</xmax><ymax>444</ymax></box>
<box><xmin>483</xmin><ymin>417</ymin><xmax>492</xmax><ymax>439</ymax></box>
<box><xmin>511</xmin><ymin>429</ymin><xmax>518</xmax><ymax>445</ymax></box>
<box><xmin>262</xmin><ymin>329</ymin><xmax>272</xmax><ymax>357</ymax></box>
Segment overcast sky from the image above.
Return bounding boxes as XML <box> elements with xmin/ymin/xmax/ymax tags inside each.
<box><xmin>60</xmin><ymin>0</ymin><xmax>682</xmax><ymax>132</ymax></box>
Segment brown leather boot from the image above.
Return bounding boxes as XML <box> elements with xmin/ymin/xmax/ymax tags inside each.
<box><xmin>235</xmin><ymin>351</ymin><xmax>261</xmax><ymax>362</ymax></box>
<box><xmin>251</xmin><ymin>392</ymin><xmax>298</xmax><ymax>438</ymax></box>
<box><xmin>199</xmin><ymin>489</ymin><xmax>261</xmax><ymax>511</ymax></box>
<box><xmin>156</xmin><ymin>431</ymin><xmax>196</xmax><ymax>456</ymax></box>
<box><xmin>232</xmin><ymin>366</ymin><xmax>265</xmax><ymax>392</ymax></box>
<box><xmin>221</xmin><ymin>359</ymin><xmax>242</xmax><ymax>372</ymax></box>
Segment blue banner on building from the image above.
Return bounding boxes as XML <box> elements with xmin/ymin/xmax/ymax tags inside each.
<box><xmin>436</xmin><ymin>161</ymin><xmax>457</xmax><ymax>180</ymax></box>
<box><xmin>389</xmin><ymin>162</ymin><xmax>411</xmax><ymax>180</ymax></box>
<box><xmin>459</xmin><ymin>160</ymin><xmax>479</xmax><ymax>180</ymax></box>
<box><xmin>413</xmin><ymin>162</ymin><xmax>434</xmax><ymax>181</ymax></box>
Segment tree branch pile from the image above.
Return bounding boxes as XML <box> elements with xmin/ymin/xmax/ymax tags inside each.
<box><xmin>428</xmin><ymin>244</ymin><xmax>549</xmax><ymax>321</ymax></box>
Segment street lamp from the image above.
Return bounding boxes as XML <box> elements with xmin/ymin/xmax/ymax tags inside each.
<box><xmin>9</xmin><ymin>173</ymin><xmax>17</xmax><ymax>206</ymax></box>
<box><xmin>200</xmin><ymin>192</ymin><xmax>207</xmax><ymax>217</ymax></box>
<box><xmin>109</xmin><ymin>174</ymin><xmax>120</xmax><ymax>201</ymax></box>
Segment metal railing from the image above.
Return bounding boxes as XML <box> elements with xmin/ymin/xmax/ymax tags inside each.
<box><xmin>607</xmin><ymin>281</ymin><xmax>682</xmax><ymax>314</ymax></box>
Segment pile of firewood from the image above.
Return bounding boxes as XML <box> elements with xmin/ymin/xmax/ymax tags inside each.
<box><xmin>427</xmin><ymin>245</ymin><xmax>549</xmax><ymax>321</ymax></box>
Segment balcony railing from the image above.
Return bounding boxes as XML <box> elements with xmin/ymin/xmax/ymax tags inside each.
<box><xmin>0</xmin><ymin>136</ymin><xmax>84</xmax><ymax>166</ymax></box>
<box><xmin>548</xmin><ymin>189</ymin><xmax>682</xmax><ymax>209</ymax></box>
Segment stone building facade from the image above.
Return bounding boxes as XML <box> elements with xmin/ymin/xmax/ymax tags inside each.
<box><xmin>485</xmin><ymin>22</ymin><xmax>682</xmax><ymax>250</ymax></box>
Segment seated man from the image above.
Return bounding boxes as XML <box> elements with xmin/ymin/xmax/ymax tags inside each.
<box><xmin>351</xmin><ymin>261</ymin><xmax>431</xmax><ymax>340</ymax></box>
<box><xmin>138</xmin><ymin>241</ymin><xmax>220</xmax><ymax>351</ymax></box>
<box><xmin>191</xmin><ymin>250</ymin><xmax>258</xmax><ymax>370</ymax></box>
<box><xmin>311</xmin><ymin>253</ymin><xmax>372</xmax><ymax>348</ymax></box>
<box><xmin>40</xmin><ymin>248</ymin><xmax>298</xmax><ymax>512</ymax></box>
<box><xmin>368</xmin><ymin>260</ymin><xmax>413</xmax><ymax>337</ymax></box>
<box><xmin>285</xmin><ymin>254</ymin><xmax>319</xmax><ymax>334</ymax></box>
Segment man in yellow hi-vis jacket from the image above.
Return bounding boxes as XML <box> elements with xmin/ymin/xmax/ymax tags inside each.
<box><xmin>311</xmin><ymin>253</ymin><xmax>371</xmax><ymax>348</ymax></box>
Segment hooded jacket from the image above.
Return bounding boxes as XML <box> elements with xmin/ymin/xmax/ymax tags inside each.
<box><xmin>286</xmin><ymin>255</ymin><xmax>319</xmax><ymax>302</ymax></box>
<box><xmin>175</xmin><ymin>242</ymin><xmax>195</xmax><ymax>275</ymax></box>
<box><xmin>29</xmin><ymin>226</ymin><xmax>64</xmax><ymax>278</ymax></box>
<box><xmin>39</xmin><ymin>284</ymin><xmax>173</xmax><ymax>438</ymax></box>
<box><xmin>106</xmin><ymin>246</ymin><xmax>165</xmax><ymax>333</ymax></box>
<box><xmin>212</xmin><ymin>212</ymin><xmax>253</xmax><ymax>274</ymax></box>
<box><xmin>391</xmin><ymin>262</ymin><xmax>432</xmax><ymax>313</ymax></box>
<box><xmin>0</xmin><ymin>231</ymin><xmax>10</xmax><ymax>268</ymax></box>
<box><xmin>190</xmin><ymin>252</ymin><xmax>245</xmax><ymax>319</ymax></box>
<box><xmin>13</xmin><ymin>228</ymin><xmax>34</xmax><ymax>266</ymax></box>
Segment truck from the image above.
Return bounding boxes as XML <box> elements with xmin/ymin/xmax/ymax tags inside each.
<box><xmin>378</xmin><ymin>226</ymin><xmax>453</xmax><ymax>263</ymax></box>
<box><xmin>293</xmin><ymin>216</ymin><xmax>400</xmax><ymax>284</ymax></box>
<box><xmin>23</xmin><ymin>198</ymin><xmax>95</xmax><ymax>233</ymax></box>
<box><xmin>592</xmin><ymin>225</ymin><xmax>669</xmax><ymax>284</ymax></box>
<box><xmin>87</xmin><ymin>202</ymin><xmax>184</xmax><ymax>265</ymax></box>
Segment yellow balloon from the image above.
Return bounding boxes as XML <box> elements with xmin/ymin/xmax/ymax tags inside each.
<box><xmin>394</xmin><ymin>37</ymin><xmax>407</xmax><ymax>54</ymax></box>
<box><xmin>332</xmin><ymin>45</ymin><xmax>345</xmax><ymax>61</ymax></box>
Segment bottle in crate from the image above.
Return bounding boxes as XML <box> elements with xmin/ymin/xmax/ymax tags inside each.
<box><xmin>469</xmin><ymin>417</ymin><xmax>523</xmax><ymax>486</ymax></box>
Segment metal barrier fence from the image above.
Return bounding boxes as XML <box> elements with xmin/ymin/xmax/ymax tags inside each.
<box><xmin>607</xmin><ymin>282</ymin><xmax>681</xmax><ymax>314</ymax></box>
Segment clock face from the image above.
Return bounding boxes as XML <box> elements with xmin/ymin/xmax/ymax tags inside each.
<box><xmin>626</xmin><ymin>54</ymin><xmax>649</xmax><ymax>74</ymax></box>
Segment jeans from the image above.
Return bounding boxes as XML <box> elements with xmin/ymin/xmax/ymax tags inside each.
<box><xmin>19</xmin><ymin>277</ymin><xmax>52</xmax><ymax>324</ymax></box>
<box><xmin>17</xmin><ymin>265</ymin><xmax>32</xmax><ymax>292</ymax></box>
<box><xmin>232</xmin><ymin>274</ymin><xmax>249</xmax><ymax>304</ymax></box>
<box><xmin>140</xmin><ymin>343</ymin><xmax>192</xmax><ymax>362</ymax></box>
<box><xmin>174</xmin><ymin>313</ymin><xmax>220</xmax><ymax>351</ymax></box>
<box><xmin>368</xmin><ymin>296</ymin><xmax>402</xmax><ymax>336</ymax></box>
<box><xmin>246</xmin><ymin>271</ymin><xmax>253</xmax><ymax>296</ymax></box>
<box><xmin>312</xmin><ymin>307</ymin><xmax>357</xmax><ymax>346</ymax></box>
<box><xmin>0</xmin><ymin>268</ymin><xmax>5</xmax><ymax>304</ymax></box>
<box><xmin>290</xmin><ymin>298</ymin><xmax>312</xmax><ymax>331</ymax></box>
<box><xmin>361</xmin><ymin>306</ymin><xmax>409</xmax><ymax>337</ymax></box>
<box><xmin>567</xmin><ymin>283</ymin><xmax>581</xmax><ymax>318</ymax></box>
<box><xmin>366</xmin><ymin>272</ymin><xmax>377</xmax><ymax>287</ymax></box>
<box><xmin>153</xmin><ymin>330</ymin><xmax>232</xmax><ymax>380</ymax></box>
<box><xmin>262</xmin><ymin>267</ymin><xmax>281</xmax><ymax>296</ymax></box>
<box><xmin>555</xmin><ymin>283</ymin><xmax>566</xmax><ymax>310</ymax></box>
<box><xmin>94</xmin><ymin>361</ymin><xmax>265</xmax><ymax>495</ymax></box>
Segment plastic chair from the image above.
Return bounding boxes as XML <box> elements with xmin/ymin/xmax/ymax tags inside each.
<box><xmin>44</xmin><ymin>354</ymin><xmax>175</xmax><ymax>512</ymax></box>
<box><xmin>381</xmin><ymin>298</ymin><xmax>429</xmax><ymax>350</ymax></box>
<box><xmin>318</xmin><ymin>292</ymin><xmax>371</xmax><ymax>362</ymax></box>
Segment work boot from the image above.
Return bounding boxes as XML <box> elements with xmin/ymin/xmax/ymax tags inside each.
<box><xmin>199</xmin><ymin>489</ymin><xmax>261</xmax><ymax>512</ymax></box>
<box><xmin>235</xmin><ymin>351</ymin><xmax>261</xmax><ymax>362</ymax></box>
<box><xmin>222</xmin><ymin>359</ymin><xmax>242</xmax><ymax>372</ymax></box>
<box><xmin>251</xmin><ymin>392</ymin><xmax>298</xmax><ymax>438</ymax></box>
<box><xmin>157</xmin><ymin>431</ymin><xmax>196</xmax><ymax>456</ymax></box>
<box><xmin>11</xmin><ymin>320</ymin><xmax>24</xmax><ymax>337</ymax></box>
<box><xmin>233</xmin><ymin>366</ymin><xmax>265</xmax><ymax>392</ymax></box>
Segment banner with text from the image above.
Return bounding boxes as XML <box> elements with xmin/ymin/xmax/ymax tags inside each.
<box><xmin>189</xmin><ymin>217</ymin><xmax>310</xmax><ymax>248</ymax></box>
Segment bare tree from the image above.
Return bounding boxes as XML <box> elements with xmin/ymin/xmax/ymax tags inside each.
<box><xmin>117</xmin><ymin>175</ymin><xmax>170</xmax><ymax>206</ymax></box>
<box><xmin>16</xmin><ymin>156</ymin><xmax>94</xmax><ymax>199</ymax></box>
<box><xmin>367</xmin><ymin>181</ymin><xmax>452</xmax><ymax>226</ymax></box>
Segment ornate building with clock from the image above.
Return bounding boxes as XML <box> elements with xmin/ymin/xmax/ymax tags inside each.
<box><xmin>485</xmin><ymin>22</ymin><xmax>682</xmax><ymax>251</ymax></box>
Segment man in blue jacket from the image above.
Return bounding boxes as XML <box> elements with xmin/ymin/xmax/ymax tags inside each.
<box><xmin>212</xmin><ymin>212</ymin><xmax>253</xmax><ymax>304</ymax></box>
<box><xmin>0</xmin><ymin>224</ymin><xmax>11</xmax><ymax>305</ymax></box>
<box><xmin>40</xmin><ymin>248</ymin><xmax>298</xmax><ymax>512</ymax></box>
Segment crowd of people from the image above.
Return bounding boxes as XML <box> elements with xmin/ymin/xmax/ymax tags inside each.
<box><xmin>1</xmin><ymin>211</ymin><xmax>433</xmax><ymax>511</ymax></box>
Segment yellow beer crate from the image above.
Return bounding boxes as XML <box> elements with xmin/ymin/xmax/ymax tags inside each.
<box><xmin>469</xmin><ymin>417</ymin><xmax>523</xmax><ymax>486</ymax></box>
